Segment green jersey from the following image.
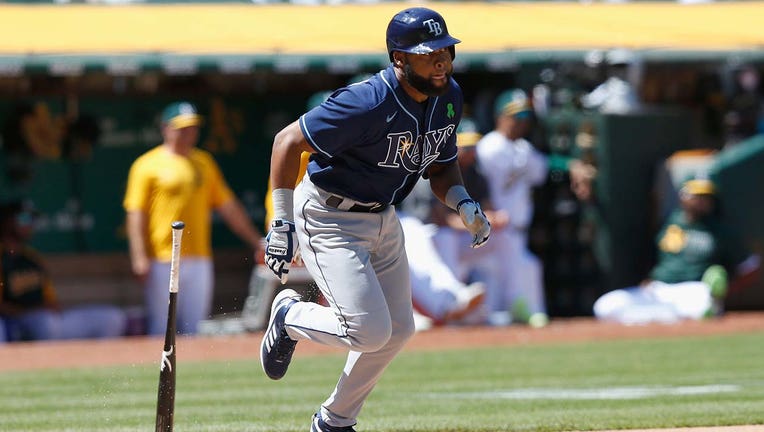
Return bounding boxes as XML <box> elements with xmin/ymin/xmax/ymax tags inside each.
<box><xmin>0</xmin><ymin>244</ymin><xmax>56</xmax><ymax>308</ymax></box>
<box><xmin>650</xmin><ymin>210</ymin><xmax>748</xmax><ymax>283</ymax></box>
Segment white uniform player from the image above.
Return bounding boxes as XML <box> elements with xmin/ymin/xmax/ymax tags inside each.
<box><xmin>398</xmin><ymin>211</ymin><xmax>485</xmax><ymax>327</ymax></box>
<box><xmin>474</xmin><ymin>89</ymin><xmax>549</xmax><ymax>326</ymax></box>
<box><xmin>260</xmin><ymin>8</ymin><xmax>491</xmax><ymax>432</ymax></box>
<box><xmin>593</xmin><ymin>178</ymin><xmax>761</xmax><ymax>324</ymax></box>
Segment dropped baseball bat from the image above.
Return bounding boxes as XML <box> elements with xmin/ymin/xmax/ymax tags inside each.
<box><xmin>155</xmin><ymin>221</ymin><xmax>185</xmax><ymax>432</ymax></box>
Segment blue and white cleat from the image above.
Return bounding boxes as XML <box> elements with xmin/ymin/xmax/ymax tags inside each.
<box><xmin>310</xmin><ymin>412</ymin><xmax>356</xmax><ymax>432</ymax></box>
<box><xmin>260</xmin><ymin>288</ymin><xmax>300</xmax><ymax>380</ymax></box>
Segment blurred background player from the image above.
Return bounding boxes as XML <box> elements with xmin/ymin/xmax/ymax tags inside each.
<box><xmin>123</xmin><ymin>101</ymin><xmax>263</xmax><ymax>336</ymax></box>
<box><xmin>397</xmin><ymin>205</ymin><xmax>485</xmax><ymax>330</ymax></box>
<box><xmin>580</xmin><ymin>48</ymin><xmax>642</xmax><ymax>114</ymax></box>
<box><xmin>0</xmin><ymin>200</ymin><xmax>126</xmax><ymax>342</ymax></box>
<box><xmin>593</xmin><ymin>177</ymin><xmax>761</xmax><ymax>324</ymax></box>
<box><xmin>722</xmin><ymin>64</ymin><xmax>763</xmax><ymax>149</ymax></box>
<box><xmin>474</xmin><ymin>89</ymin><xmax>549</xmax><ymax>327</ymax></box>
<box><xmin>425</xmin><ymin>118</ymin><xmax>513</xmax><ymax>325</ymax></box>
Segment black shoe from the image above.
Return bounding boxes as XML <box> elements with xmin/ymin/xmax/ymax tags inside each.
<box><xmin>310</xmin><ymin>413</ymin><xmax>356</xmax><ymax>432</ymax></box>
<box><xmin>260</xmin><ymin>288</ymin><xmax>300</xmax><ymax>380</ymax></box>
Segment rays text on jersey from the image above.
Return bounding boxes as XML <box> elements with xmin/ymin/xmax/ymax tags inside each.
<box><xmin>378</xmin><ymin>124</ymin><xmax>455</xmax><ymax>172</ymax></box>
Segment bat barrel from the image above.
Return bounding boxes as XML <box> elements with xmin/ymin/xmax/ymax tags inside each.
<box><xmin>155</xmin><ymin>292</ymin><xmax>177</xmax><ymax>431</ymax></box>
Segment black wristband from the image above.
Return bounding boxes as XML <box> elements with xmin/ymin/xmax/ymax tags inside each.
<box><xmin>456</xmin><ymin>198</ymin><xmax>474</xmax><ymax>213</ymax></box>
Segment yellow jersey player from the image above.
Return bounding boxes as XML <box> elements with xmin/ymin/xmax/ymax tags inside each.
<box><xmin>123</xmin><ymin>101</ymin><xmax>262</xmax><ymax>335</ymax></box>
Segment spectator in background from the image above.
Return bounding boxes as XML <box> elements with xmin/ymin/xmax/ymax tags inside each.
<box><xmin>0</xmin><ymin>200</ymin><xmax>126</xmax><ymax>342</ymax></box>
<box><xmin>580</xmin><ymin>48</ymin><xmax>641</xmax><ymax>114</ymax></box>
<box><xmin>723</xmin><ymin>65</ymin><xmax>763</xmax><ymax>148</ymax></box>
<box><xmin>474</xmin><ymin>92</ymin><xmax>550</xmax><ymax>327</ymax></box>
<box><xmin>123</xmin><ymin>101</ymin><xmax>263</xmax><ymax>336</ymax></box>
<box><xmin>593</xmin><ymin>177</ymin><xmax>761</xmax><ymax>324</ymax></box>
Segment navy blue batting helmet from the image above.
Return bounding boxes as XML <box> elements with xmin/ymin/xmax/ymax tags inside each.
<box><xmin>386</xmin><ymin>7</ymin><xmax>461</xmax><ymax>62</ymax></box>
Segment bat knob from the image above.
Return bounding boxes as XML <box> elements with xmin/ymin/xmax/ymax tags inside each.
<box><xmin>171</xmin><ymin>221</ymin><xmax>185</xmax><ymax>230</ymax></box>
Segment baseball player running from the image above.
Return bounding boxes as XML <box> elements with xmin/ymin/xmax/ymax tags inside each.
<box><xmin>260</xmin><ymin>7</ymin><xmax>490</xmax><ymax>431</ymax></box>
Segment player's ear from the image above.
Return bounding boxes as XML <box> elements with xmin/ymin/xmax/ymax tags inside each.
<box><xmin>393</xmin><ymin>52</ymin><xmax>404</xmax><ymax>67</ymax></box>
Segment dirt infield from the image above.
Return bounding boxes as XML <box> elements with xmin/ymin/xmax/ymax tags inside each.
<box><xmin>1</xmin><ymin>311</ymin><xmax>764</xmax><ymax>372</ymax></box>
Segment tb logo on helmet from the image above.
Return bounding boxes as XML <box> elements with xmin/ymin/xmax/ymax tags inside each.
<box><xmin>385</xmin><ymin>7</ymin><xmax>460</xmax><ymax>61</ymax></box>
<box><xmin>422</xmin><ymin>18</ymin><xmax>443</xmax><ymax>36</ymax></box>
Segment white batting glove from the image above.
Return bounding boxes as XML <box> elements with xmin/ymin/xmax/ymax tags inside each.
<box><xmin>457</xmin><ymin>199</ymin><xmax>491</xmax><ymax>248</ymax></box>
<box><xmin>265</xmin><ymin>219</ymin><xmax>299</xmax><ymax>284</ymax></box>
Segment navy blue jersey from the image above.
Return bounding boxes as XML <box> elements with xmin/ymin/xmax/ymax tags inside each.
<box><xmin>299</xmin><ymin>65</ymin><xmax>462</xmax><ymax>205</ymax></box>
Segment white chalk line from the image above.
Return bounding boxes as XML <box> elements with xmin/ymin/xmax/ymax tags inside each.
<box><xmin>426</xmin><ymin>384</ymin><xmax>741</xmax><ymax>400</ymax></box>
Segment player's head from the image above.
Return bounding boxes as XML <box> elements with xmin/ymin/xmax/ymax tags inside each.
<box><xmin>456</xmin><ymin>117</ymin><xmax>482</xmax><ymax>149</ymax></box>
<box><xmin>604</xmin><ymin>48</ymin><xmax>635</xmax><ymax>78</ymax></box>
<box><xmin>0</xmin><ymin>199</ymin><xmax>37</xmax><ymax>241</ymax></box>
<box><xmin>456</xmin><ymin>117</ymin><xmax>482</xmax><ymax>166</ymax></box>
<box><xmin>387</xmin><ymin>7</ymin><xmax>460</xmax><ymax>97</ymax></box>
<box><xmin>494</xmin><ymin>89</ymin><xmax>533</xmax><ymax>139</ymax></box>
<box><xmin>679</xmin><ymin>176</ymin><xmax>716</xmax><ymax>217</ymax></box>
<box><xmin>162</xmin><ymin>101</ymin><xmax>203</xmax><ymax>130</ymax></box>
<box><xmin>605</xmin><ymin>48</ymin><xmax>635</xmax><ymax>67</ymax></box>
<box><xmin>161</xmin><ymin>101</ymin><xmax>202</xmax><ymax>149</ymax></box>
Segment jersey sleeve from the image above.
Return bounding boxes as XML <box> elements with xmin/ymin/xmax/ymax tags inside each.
<box><xmin>527</xmin><ymin>148</ymin><xmax>550</xmax><ymax>186</ymax></box>
<box><xmin>123</xmin><ymin>158</ymin><xmax>151</xmax><ymax>212</ymax></box>
<box><xmin>299</xmin><ymin>87</ymin><xmax>374</xmax><ymax>158</ymax></box>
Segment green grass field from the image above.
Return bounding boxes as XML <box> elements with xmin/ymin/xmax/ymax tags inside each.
<box><xmin>1</xmin><ymin>332</ymin><xmax>763</xmax><ymax>432</ymax></box>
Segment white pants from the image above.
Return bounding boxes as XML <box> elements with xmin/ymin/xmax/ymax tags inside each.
<box><xmin>593</xmin><ymin>280</ymin><xmax>713</xmax><ymax>325</ymax></box>
<box><xmin>286</xmin><ymin>177</ymin><xmax>416</xmax><ymax>428</ymax></box>
<box><xmin>145</xmin><ymin>258</ymin><xmax>213</xmax><ymax>335</ymax></box>
<box><xmin>433</xmin><ymin>227</ymin><xmax>546</xmax><ymax>317</ymax></box>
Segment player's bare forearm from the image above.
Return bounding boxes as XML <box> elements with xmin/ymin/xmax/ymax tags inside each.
<box><xmin>126</xmin><ymin>211</ymin><xmax>150</xmax><ymax>277</ymax></box>
<box><xmin>271</xmin><ymin>121</ymin><xmax>314</xmax><ymax>191</ymax></box>
<box><xmin>427</xmin><ymin>161</ymin><xmax>465</xmax><ymax>205</ymax></box>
